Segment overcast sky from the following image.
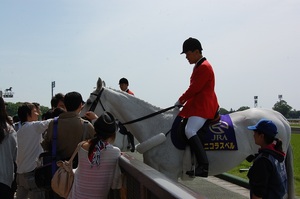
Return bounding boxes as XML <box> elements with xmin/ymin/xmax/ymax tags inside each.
<box><xmin>1</xmin><ymin>0</ymin><xmax>299</xmax><ymax>111</ymax></box>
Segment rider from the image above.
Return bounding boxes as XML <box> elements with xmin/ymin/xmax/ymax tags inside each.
<box><xmin>119</xmin><ymin>78</ymin><xmax>134</xmax><ymax>95</ymax></box>
<box><xmin>119</xmin><ymin>77</ymin><xmax>135</xmax><ymax>152</ymax></box>
<box><xmin>175</xmin><ymin>37</ymin><xmax>219</xmax><ymax>177</ymax></box>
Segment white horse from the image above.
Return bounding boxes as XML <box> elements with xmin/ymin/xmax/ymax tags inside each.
<box><xmin>80</xmin><ymin>78</ymin><xmax>295</xmax><ymax>198</ymax></box>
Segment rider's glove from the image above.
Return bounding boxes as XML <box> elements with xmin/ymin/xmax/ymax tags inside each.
<box><xmin>174</xmin><ymin>100</ymin><xmax>183</xmax><ymax>108</ymax></box>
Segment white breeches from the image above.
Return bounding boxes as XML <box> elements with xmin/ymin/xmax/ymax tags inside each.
<box><xmin>185</xmin><ymin>116</ymin><xmax>207</xmax><ymax>139</ymax></box>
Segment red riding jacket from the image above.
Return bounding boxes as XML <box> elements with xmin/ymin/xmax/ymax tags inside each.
<box><xmin>178</xmin><ymin>58</ymin><xmax>219</xmax><ymax>119</ymax></box>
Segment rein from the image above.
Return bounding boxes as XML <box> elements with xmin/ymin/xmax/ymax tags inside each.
<box><xmin>88</xmin><ymin>87</ymin><xmax>177</xmax><ymax>125</ymax></box>
<box><xmin>122</xmin><ymin>105</ymin><xmax>176</xmax><ymax>125</ymax></box>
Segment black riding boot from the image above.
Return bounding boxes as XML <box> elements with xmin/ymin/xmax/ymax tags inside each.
<box><xmin>186</xmin><ymin>135</ymin><xmax>209</xmax><ymax>177</ymax></box>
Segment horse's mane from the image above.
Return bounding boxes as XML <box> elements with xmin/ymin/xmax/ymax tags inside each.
<box><xmin>107</xmin><ymin>87</ymin><xmax>163</xmax><ymax>110</ymax></box>
<box><xmin>94</xmin><ymin>77</ymin><xmax>163</xmax><ymax>111</ymax></box>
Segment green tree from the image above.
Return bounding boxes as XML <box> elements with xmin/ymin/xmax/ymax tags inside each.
<box><xmin>5</xmin><ymin>102</ymin><xmax>20</xmax><ymax>117</ymax></box>
<box><xmin>237</xmin><ymin>106</ymin><xmax>250</xmax><ymax>112</ymax></box>
<box><xmin>219</xmin><ymin>107</ymin><xmax>229</xmax><ymax>114</ymax></box>
<box><xmin>272</xmin><ymin>100</ymin><xmax>292</xmax><ymax>118</ymax></box>
<box><xmin>40</xmin><ymin>106</ymin><xmax>50</xmax><ymax>115</ymax></box>
<box><xmin>288</xmin><ymin>109</ymin><xmax>300</xmax><ymax>118</ymax></box>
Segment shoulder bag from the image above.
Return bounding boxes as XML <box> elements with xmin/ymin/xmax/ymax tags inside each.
<box><xmin>51</xmin><ymin>141</ymin><xmax>83</xmax><ymax>198</ymax></box>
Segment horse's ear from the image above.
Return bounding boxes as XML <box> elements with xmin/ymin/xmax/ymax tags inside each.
<box><xmin>97</xmin><ymin>77</ymin><xmax>106</xmax><ymax>90</ymax></box>
<box><xmin>97</xmin><ymin>77</ymin><xmax>103</xmax><ymax>90</ymax></box>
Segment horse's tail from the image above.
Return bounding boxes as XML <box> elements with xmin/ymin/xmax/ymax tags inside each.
<box><xmin>286</xmin><ymin>143</ymin><xmax>295</xmax><ymax>199</ymax></box>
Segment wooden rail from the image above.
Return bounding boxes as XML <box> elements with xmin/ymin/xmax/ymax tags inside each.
<box><xmin>292</xmin><ymin>127</ymin><xmax>300</xmax><ymax>134</ymax></box>
<box><xmin>117</xmin><ymin>153</ymin><xmax>206</xmax><ymax>199</ymax></box>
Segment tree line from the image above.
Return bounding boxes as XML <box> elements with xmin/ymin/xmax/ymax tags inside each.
<box><xmin>219</xmin><ymin>100</ymin><xmax>299</xmax><ymax>119</ymax></box>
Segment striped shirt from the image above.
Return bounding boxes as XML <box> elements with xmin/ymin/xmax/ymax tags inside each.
<box><xmin>68</xmin><ymin>144</ymin><xmax>122</xmax><ymax>199</ymax></box>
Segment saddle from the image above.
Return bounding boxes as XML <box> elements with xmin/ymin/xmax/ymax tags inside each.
<box><xmin>178</xmin><ymin>111</ymin><xmax>220</xmax><ymax>142</ymax></box>
<box><xmin>171</xmin><ymin>110</ymin><xmax>238</xmax><ymax>151</ymax></box>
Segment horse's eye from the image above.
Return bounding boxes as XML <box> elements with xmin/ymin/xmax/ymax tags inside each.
<box><xmin>86</xmin><ymin>99</ymin><xmax>92</xmax><ymax>105</ymax></box>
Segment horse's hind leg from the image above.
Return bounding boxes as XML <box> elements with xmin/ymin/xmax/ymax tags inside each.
<box><xmin>285</xmin><ymin>143</ymin><xmax>295</xmax><ymax>199</ymax></box>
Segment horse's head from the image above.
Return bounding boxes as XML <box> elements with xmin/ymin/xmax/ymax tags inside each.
<box><xmin>81</xmin><ymin>77</ymin><xmax>177</xmax><ymax>142</ymax></box>
<box><xmin>80</xmin><ymin>77</ymin><xmax>106</xmax><ymax>117</ymax></box>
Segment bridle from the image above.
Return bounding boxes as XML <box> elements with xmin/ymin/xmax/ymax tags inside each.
<box><xmin>88</xmin><ymin>88</ymin><xmax>105</xmax><ymax>112</ymax></box>
<box><xmin>86</xmin><ymin>87</ymin><xmax>177</xmax><ymax>125</ymax></box>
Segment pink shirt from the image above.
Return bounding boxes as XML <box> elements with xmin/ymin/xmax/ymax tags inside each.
<box><xmin>67</xmin><ymin>144</ymin><xmax>122</xmax><ymax>199</ymax></box>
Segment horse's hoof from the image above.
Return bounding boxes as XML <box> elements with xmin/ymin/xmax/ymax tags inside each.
<box><xmin>196</xmin><ymin>172</ymin><xmax>208</xmax><ymax>178</ymax></box>
<box><xmin>186</xmin><ymin>173</ymin><xmax>196</xmax><ymax>178</ymax></box>
<box><xmin>186</xmin><ymin>167</ymin><xmax>208</xmax><ymax>178</ymax></box>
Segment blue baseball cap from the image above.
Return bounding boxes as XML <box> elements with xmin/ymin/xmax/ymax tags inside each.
<box><xmin>247</xmin><ymin>119</ymin><xmax>278</xmax><ymax>138</ymax></box>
